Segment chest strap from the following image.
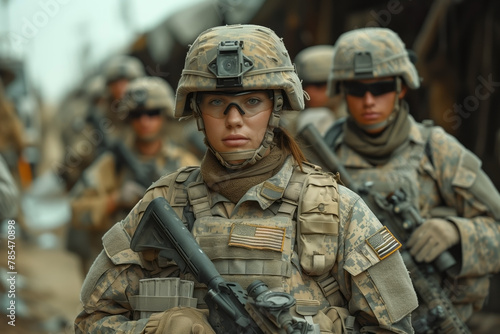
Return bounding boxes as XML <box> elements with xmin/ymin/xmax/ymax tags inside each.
<box><xmin>187</xmin><ymin>180</ymin><xmax>212</xmax><ymax>219</ymax></box>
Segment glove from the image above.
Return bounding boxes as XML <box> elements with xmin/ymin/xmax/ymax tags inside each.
<box><xmin>407</xmin><ymin>218</ymin><xmax>460</xmax><ymax>263</ymax></box>
<box><xmin>117</xmin><ymin>180</ymin><xmax>146</xmax><ymax>208</ymax></box>
<box><xmin>144</xmin><ymin>307</ymin><xmax>215</xmax><ymax>334</ymax></box>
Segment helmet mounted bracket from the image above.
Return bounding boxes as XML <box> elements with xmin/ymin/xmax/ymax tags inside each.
<box><xmin>353</xmin><ymin>52</ymin><xmax>373</xmax><ymax>78</ymax></box>
<box><xmin>208</xmin><ymin>40</ymin><xmax>254</xmax><ymax>88</ymax></box>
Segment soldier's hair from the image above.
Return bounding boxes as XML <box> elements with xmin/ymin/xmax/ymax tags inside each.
<box><xmin>275</xmin><ymin>127</ymin><xmax>306</xmax><ymax>171</ymax></box>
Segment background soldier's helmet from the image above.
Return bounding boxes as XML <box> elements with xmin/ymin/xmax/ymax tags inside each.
<box><xmin>174</xmin><ymin>24</ymin><xmax>305</xmax><ymax>119</ymax></box>
<box><xmin>103</xmin><ymin>55</ymin><xmax>145</xmax><ymax>84</ymax></box>
<box><xmin>327</xmin><ymin>27</ymin><xmax>420</xmax><ymax>96</ymax></box>
<box><xmin>84</xmin><ymin>75</ymin><xmax>105</xmax><ymax>102</ymax></box>
<box><xmin>294</xmin><ymin>45</ymin><xmax>335</xmax><ymax>85</ymax></box>
<box><xmin>120</xmin><ymin>77</ymin><xmax>175</xmax><ymax>117</ymax></box>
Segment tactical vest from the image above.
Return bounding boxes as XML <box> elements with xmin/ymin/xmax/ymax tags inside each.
<box><xmin>150</xmin><ymin>162</ymin><xmax>344</xmax><ymax>311</ymax></box>
<box><xmin>332</xmin><ymin>119</ymin><xmax>435</xmax><ymax>213</ymax></box>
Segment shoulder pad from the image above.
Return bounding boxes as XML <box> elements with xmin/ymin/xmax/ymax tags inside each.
<box><xmin>175</xmin><ymin>166</ymin><xmax>201</xmax><ymax>183</ymax></box>
<box><xmin>102</xmin><ymin>222</ymin><xmax>142</xmax><ymax>266</ymax></box>
<box><xmin>147</xmin><ymin>166</ymin><xmax>200</xmax><ymax>191</ymax></box>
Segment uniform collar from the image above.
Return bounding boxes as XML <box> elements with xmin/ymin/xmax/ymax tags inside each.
<box><xmin>231</xmin><ymin>156</ymin><xmax>295</xmax><ymax>213</ymax></box>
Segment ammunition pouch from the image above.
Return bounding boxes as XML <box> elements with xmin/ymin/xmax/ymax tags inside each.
<box><xmin>130</xmin><ymin>278</ymin><xmax>197</xmax><ymax>319</ymax></box>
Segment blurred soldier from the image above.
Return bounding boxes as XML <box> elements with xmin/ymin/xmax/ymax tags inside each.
<box><xmin>56</xmin><ymin>75</ymin><xmax>107</xmax><ymax>189</ymax></box>
<box><xmin>322</xmin><ymin>27</ymin><xmax>500</xmax><ymax>330</ymax></box>
<box><xmin>56</xmin><ymin>55</ymin><xmax>145</xmax><ymax>190</ymax></box>
<box><xmin>292</xmin><ymin>45</ymin><xmax>346</xmax><ymax>136</ymax></box>
<box><xmin>69</xmin><ymin>76</ymin><xmax>199</xmax><ymax>273</ymax></box>
<box><xmin>102</xmin><ymin>55</ymin><xmax>146</xmax><ymax>139</ymax></box>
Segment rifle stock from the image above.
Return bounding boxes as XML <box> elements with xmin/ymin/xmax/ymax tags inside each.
<box><xmin>298</xmin><ymin>123</ymin><xmax>471</xmax><ymax>334</ymax></box>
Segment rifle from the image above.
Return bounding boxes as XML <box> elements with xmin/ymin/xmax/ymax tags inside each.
<box><xmin>298</xmin><ymin>123</ymin><xmax>471</xmax><ymax>334</ymax></box>
<box><xmin>86</xmin><ymin>107</ymin><xmax>157</xmax><ymax>189</ymax></box>
<box><xmin>130</xmin><ymin>196</ymin><xmax>318</xmax><ymax>334</ymax></box>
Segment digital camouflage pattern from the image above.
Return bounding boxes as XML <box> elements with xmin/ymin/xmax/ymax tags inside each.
<box><xmin>328</xmin><ymin>116</ymin><xmax>500</xmax><ymax>321</ymax></box>
<box><xmin>175</xmin><ymin>24</ymin><xmax>305</xmax><ymax>118</ymax></box>
<box><xmin>294</xmin><ymin>45</ymin><xmax>335</xmax><ymax>84</ymax></box>
<box><xmin>327</xmin><ymin>27</ymin><xmax>420</xmax><ymax>96</ymax></box>
<box><xmin>75</xmin><ymin>157</ymin><xmax>417</xmax><ymax>334</ymax></box>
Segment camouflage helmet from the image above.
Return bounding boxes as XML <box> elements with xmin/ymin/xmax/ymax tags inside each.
<box><xmin>103</xmin><ymin>55</ymin><xmax>145</xmax><ymax>84</ymax></box>
<box><xmin>327</xmin><ymin>28</ymin><xmax>420</xmax><ymax>96</ymax></box>
<box><xmin>294</xmin><ymin>45</ymin><xmax>334</xmax><ymax>85</ymax></box>
<box><xmin>120</xmin><ymin>76</ymin><xmax>175</xmax><ymax>116</ymax></box>
<box><xmin>174</xmin><ymin>24</ymin><xmax>304</xmax><ymax>119</ymax></box>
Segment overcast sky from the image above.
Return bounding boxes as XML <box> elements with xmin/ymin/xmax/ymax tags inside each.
<box><xmin>1</xmin><ymin>0</ymin><xmax>203</xmax><ymax>105</ymax></box>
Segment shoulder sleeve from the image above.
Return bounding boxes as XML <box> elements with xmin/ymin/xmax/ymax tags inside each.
<box><xmin>337</xmin><ymin>186</ymin><xmax>417</xmax><ymax>329</ymax></box>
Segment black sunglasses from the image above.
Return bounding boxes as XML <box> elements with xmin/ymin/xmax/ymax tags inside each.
<box><xmin>128</xmin><ymin>109</ymin><xmax>162</xmax><ymax>119</ymax></box>
<box><xmin>343</xmin><ymin>80</ymin><xmax>396</xmax><ymax>97</ymax></box>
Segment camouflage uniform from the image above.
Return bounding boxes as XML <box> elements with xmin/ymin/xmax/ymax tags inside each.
<box><xmin>324</xmin><ymin>28</ymin><xmax>500</xmax><ymax>325</ymax></box>
<box><xmin>56</xmin><ymin>75</ymin><xmax>107</xmax><ymax>189</ymax></box>
<box><xmin>75</xmin><ymin>24</ymin><xmax>417</xmax><ymax>334</ymax></box>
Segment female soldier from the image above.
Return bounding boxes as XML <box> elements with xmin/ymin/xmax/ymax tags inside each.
<box><xmin>75</xmin><ymin>24</ymin><xmax>417</xmax><ymax>334</ymax></box>
<box><xmin>323</xmin><ymin>27</ymin><xmax>500</xmax><ymax>331</ymax></box>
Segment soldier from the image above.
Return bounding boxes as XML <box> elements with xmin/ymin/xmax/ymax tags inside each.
<box><xmin>102</xmin><ymin>55</ymin><xmax>146</xmax><ymax>139</ymax></box>
<box><xmin>69</xmin><ymin>76</ymin><xmax>199</xmax><ymax>273</ymax></box>
<box><xmin>75</xmin><ymin>24</ymin><xmax>417</xmax><ymax>333</ymax></box>
<box><xmin>292</xmin><ymin>45</ymin><xmax>346</xmax><ymax>136</ymax></box>
<box><xmin>322</xmin><ymin>27</ymin><xmax>500</xmax><ymax>330</ymax></box>
<box><xmin>57</xmin><ymin>74</ymin><xmax>107</xmax><ymax>189</ymax></box>
<box><xmin>56</xmin><ymin>55</ymin><xmax>145</xmax><ymax>190</ymax></box>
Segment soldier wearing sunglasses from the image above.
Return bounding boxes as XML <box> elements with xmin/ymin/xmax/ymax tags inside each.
<box><xmin>69</xmin><ymin>77</ymin><xmax>199</xmax><ymax>274</ymax></box>
<box><xmin>323</xmin><ymin>27</ymin><xmax>500</xmax><ymax>329</ymax></box>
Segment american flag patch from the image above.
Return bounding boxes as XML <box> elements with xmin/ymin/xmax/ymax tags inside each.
<box><xmin>228</xmin><ymin>224</ymin><xmax>286</xmax><ymax>252</ymax></box>
<box><xmin>366</xmin><ymin>226</ymin><xmax>401</xmax><ymax>260</ymax></box>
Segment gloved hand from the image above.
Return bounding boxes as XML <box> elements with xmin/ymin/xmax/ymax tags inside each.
<box><xmin>407</xmin><ymin>218</ymin><xmax>460</xmax><ymax>263</ymax></box>
<box><xmin>118</xmin><ymin>180</ymin><xmax>146</xmax><ymax>208</ymax></box>
<box><xmin>144</xmin><ymin>307</ymin><xmax>215</xmax><ymax>334</ymax></box>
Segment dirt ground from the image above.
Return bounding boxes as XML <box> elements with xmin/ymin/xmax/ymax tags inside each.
<box><xmin>0</xmin><ymin>225</ymin><xmax>83</xmax><ymax>334</ymax></box>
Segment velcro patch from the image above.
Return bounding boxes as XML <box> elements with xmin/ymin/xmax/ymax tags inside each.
<box><xmin>228</xmin><ymin>224</ymin><xmax>285</xmax><ymax>252</ymax></box>
<box><xmin>366</xmin><ymin>226</ymin><xmax>401</xmax><ymax>260</ymax></box>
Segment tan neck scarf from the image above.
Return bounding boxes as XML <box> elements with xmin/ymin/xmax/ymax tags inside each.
<box><xmin>201</xmin><ymin>146</ymin><xmax>287</xmax><ymax>203</ymax></box>
<box><xmin>343</xmin><ymin>101</ymin><xmax>411</xmax><ymax>166</ymax></box>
